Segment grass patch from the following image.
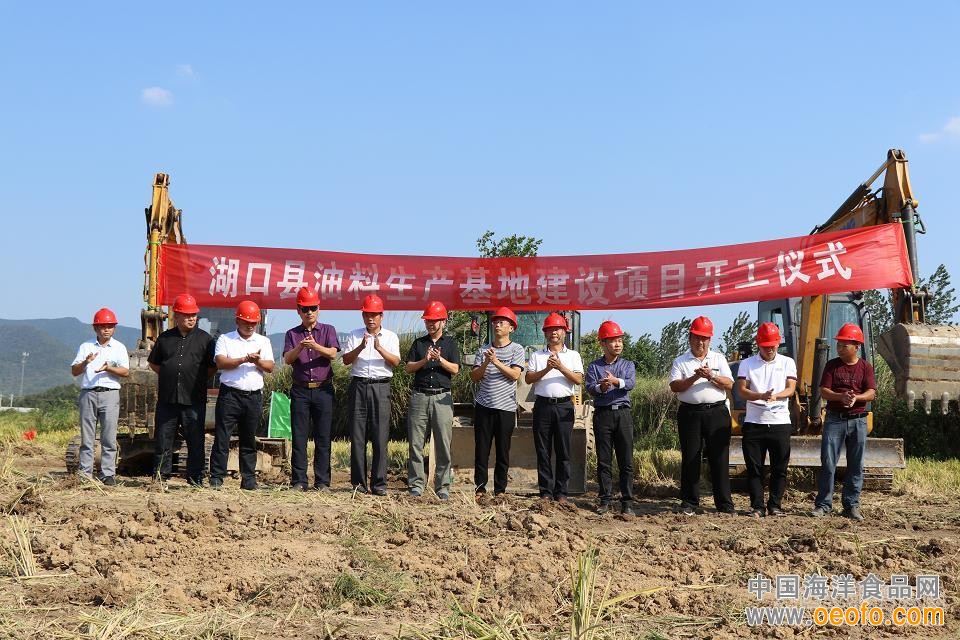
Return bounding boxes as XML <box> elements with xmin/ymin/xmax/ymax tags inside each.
<box><xmin>331</xmin><ymin>439</ymin><xmax>408</xmax><ymax>473</ymax></box>
<box><xmin>894</xmin><ymin>458</ymin><xmax>960</xmax><ymax>498</ymax></box>
<box><xmin>2</xmin><ymin>515</ymin><xmax>37</xmax><ymax>577</ymax></box>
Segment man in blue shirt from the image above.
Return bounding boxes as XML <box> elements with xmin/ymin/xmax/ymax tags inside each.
<box><xmin>585</xmin><ymin>320</ymin><xmax>636</xmax><ymax>515</ymax></box>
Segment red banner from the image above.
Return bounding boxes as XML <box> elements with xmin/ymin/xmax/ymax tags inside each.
<box><xmin>158</xmin><ymin>223</ymin><xmax>912</xmax><ymax>311</ymax></box>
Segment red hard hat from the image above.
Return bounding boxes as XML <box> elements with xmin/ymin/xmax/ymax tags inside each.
<box><xmin>172</xmin><ymin>293</ymin><xmax>200</xmax><ymax>314</ymax></box>
<box><xmin>542</xmin><ymin>312</ymin><xmax>568</xmax><ymax>331</ymax></box>
<box><xmin>422</xmin><ymin>300</ymin><xmax>448</xmax><ymax>321</ymax></box>
<box><xmin>597</xmin><ymin>320</ymin><xmax>624</xmax><ymax>341</ymax></box>
<box><xmin>690</xmin><ymin>316</ymin><xmax>714</xmax><ymax>337</ymax></box>
<box><xmin>757</xmin><ymin>322</ymin><xmax>782</xmax><ymax>347</ymax></box>
<box><xmin>92</xmin><ymin>308</ymin><xmax>118</xmax><ymax>325</ymax></box>
<box><xmin>835</xmin><ymin>322</ymin><xmax>865</xmax><ymax>343</ymax></box>
<box><xmin>491</xmin><ymin>307</ymin><xmax>518</xmax><ymax>329</ymax></box>
<box><xmin>361</xmin><ymin>294</ymin><xmax>384</xmax><ymax>313</ymax></box>
<box><xmin>296</xmin><ymin>287</ymin><xmax>320</xmax><ymax>307</ymax></box>
<box><xmin>236</xmin><ymin>300</ymin><xmax>261</xmax><ymax>323</ymax></box>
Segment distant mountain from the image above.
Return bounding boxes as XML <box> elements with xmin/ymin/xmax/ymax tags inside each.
<box><xmin>0</xmin><ymin>317</ymin><xmax>293</xmax><ymax>397</ymax></box>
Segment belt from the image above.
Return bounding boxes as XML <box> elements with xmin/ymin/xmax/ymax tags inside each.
<box><xmin>84</xmin><ymin>386</ymin><xmax>118</xmax><ymax>393</ymax></box>
<box><xmin>679</xmin><ymin>400</ymin><xmax>726</xmax><ymax>410</ymax></box>
<box><xmin>595</xmin><ymin>404</ymin><xmax>630</xmax><ymax>412</ymax></box>
<box><xmin>414</xmin><ymin>387</ymin><xmax>449</xmax><ymax>396</ymax></box>
<box><xmin>222</xmin><ymin>385</ymin><xmax>262</xmax><ymax>396</ymax></box>
<box><xmin>293</xmin><ymin>380</ymin><xmax>332</xmax><ymax>390</ymax></box>
<box><xmin>536</xmin><ymin>396</ymin><xmax>572</xmax><ymax>404</ymax></box>
<box><xmin>829</xmin><ymin>410</ymin><xmax>867</xmax><ymax>420</ymax></box>
<box><xmin>352</xmin><ymin>376</ymin><xmax>391</xmax><ymax>384</ymax></box>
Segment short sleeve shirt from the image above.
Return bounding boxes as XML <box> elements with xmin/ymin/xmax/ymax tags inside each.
<box><xmin>473</xmin><ymin>341</ymin><xmax>526</xmax><ymax>411</ymax></box>
<box><xmin>147</xmin><ymin>328</ymin><xmax>214</xmax><ymax>405</ymax></box>
<box><xmin>343</xmin><ymin>327</ymin><xmax>400</xmax><ymax>378</ymax></box>
<box><xmin>527</xmin><ymin>346</ymin><xmax>584</xmax><ymax>398</ymax></box>
<box><xmin>283</xmin><ymin>323</ymin><xmax>340</xmax><ymax>384</ymax></box>
<box><xmin>73</xmin><ymin>338</ymin><xmax>130</xmax><ymax>390</ymax></box>
<box><xmin>737</xmin><ymin>353</ymin><xmax>797</xmax><ymax>424</ymax></box>
<box><xmin>407</xmin><ymin>333</ymin><xmax>460</xmax><ymax>390</ymax></box>
<box><xmin>670</xmin><ymin>350</ymin><xmax>731</xmax><ymax>404</ymax></box>
<box><xmin>820</xmin><ymin>357</ymin><xmax>876</xmax><ymax>413</ymax></box>
<box><xmin>215</xmin><ymin>331</ymin><xmax>274</xmax><ymax>391</ymax></box>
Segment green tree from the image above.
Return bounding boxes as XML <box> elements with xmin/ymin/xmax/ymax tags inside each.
<box><xmin>623</xmin><ymin>332</ymin><xmax>659</xmax><ymax>377</ymax></box>
<box><xmin>655</xmin><ymin>317</ymin><xmax>691</xmax><ymax>375</ymax></box>
<box><xmin>864</xmin><ymin>263</ymin><xmax>958</xmax><ymax>336</ymax></box>
<box><xmin>476</xmin><ymin>231</ymin><xmax>542</xmax><ymax>259</ymax></box>
<box><xmin>718</xmin><ymin>311</ymin><xmax>758</xmax><ymax>359</ymax></box>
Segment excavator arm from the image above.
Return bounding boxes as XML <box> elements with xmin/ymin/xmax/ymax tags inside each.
<box><xmin>139</xmin><ymin>173</ymin><xmax>184</xmax><ymax>349</ymax></box>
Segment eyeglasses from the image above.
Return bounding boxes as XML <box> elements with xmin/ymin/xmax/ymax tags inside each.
<box><xmin>298</xmin><ymin>306</ymin><xmax>319</xmax><ymax>313</ymax></box>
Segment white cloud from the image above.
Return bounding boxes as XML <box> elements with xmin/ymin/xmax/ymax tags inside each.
<box><xmin>141</xmin><ymin>87</ymin><xmax>174</xmax><ymax>107</ymax></box>
<box><xmin>176</xmin><ymin>64</ymin><xmax>195</xmax><ymax>78</ymax></box>
<box><xmin>919</xmin><ymin>116</ymin><xmax>960</xmax><ymax>143</ymax></box>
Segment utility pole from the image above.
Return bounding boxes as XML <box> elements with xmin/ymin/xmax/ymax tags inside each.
<box><xmin>18</xmin><ymin>352</ymin><xmax>29</xmax><ymax>406</ymax></box>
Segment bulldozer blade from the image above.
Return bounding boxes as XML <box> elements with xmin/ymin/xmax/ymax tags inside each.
<box><xmin>877</xmin><ymin>323</ymin><xmax>960</xmax><ymax>414</ymax></box>
<box><xmin>730</xmin><ymin>435</ymin><xmax>904</xmax><ymax>470</ymax></box>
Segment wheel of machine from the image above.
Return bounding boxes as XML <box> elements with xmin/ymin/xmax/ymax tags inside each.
<box><xmin>65</xmin><ymin>435</ymin><xmax>82</xmax><ymax>473</ymax></box>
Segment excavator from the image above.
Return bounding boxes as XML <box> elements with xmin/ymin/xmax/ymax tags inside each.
<box><xmin>728</xmin><ymin>149</ymin><xmax>959</xmax><ymax>489</ymax></box>
<box><xmin>66</xmin><ymin>174</ymin><xmax>289</xmax><ymax>475</ymax></box>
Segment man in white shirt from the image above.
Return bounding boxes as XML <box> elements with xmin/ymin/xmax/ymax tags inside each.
<box><xmin>736</xmin><ymin>322</ymin><xmax>797</xmax><ymax>518</ymax></box>
<box><xmin>209</xmin><ymin>300</ymin><xmax>275</xmax><ymax>490</ymax></box>
<box><xmin>70</xmin><ymin>308</ymin><xmax>130</xmax><ymax>485</ymax></box>
<box><xmin>342</xmin><ymin>294</ymin><xmax>400</xmax><ymax>495</ymax></box>
<box><xmin>669</xmin><ymin>316</ymin><xmax>736</xmax><ymax>515</ymax></box>
<box><xmin>525</xmin><ymin>312</ymin><xmax>584</xmax><ymax>502</ymax></box>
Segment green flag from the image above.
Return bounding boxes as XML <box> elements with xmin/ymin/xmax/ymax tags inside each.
<box><xmin>268</xmin><ymin>391</ymin><xmax>292</xmax><ymax>440</ymax></box>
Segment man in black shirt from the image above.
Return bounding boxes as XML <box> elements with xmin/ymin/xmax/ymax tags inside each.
<box><xmin>403</xmin><ymin>301</ymin><xmax>460</xmax><ymax>499</ymax></box>
<box><xmin>147</xmin><ymin>293</ymin><xmax>215</xmax><ymax>486</ymax></box>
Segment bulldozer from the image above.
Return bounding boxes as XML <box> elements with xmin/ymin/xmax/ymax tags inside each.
<box><xmin>66</xmin><ymin>173</ymin><xmax>289</xmax><ymax>476</ymax></box>
<box><xmin>728</xmin><ymin>149</ymin><xmax>958</xmax><ymax>489</ymax></box>
<box><xmin>448</xmin><ymin>310</ymin><xmax>595</xmax><ymax>493</ymax></box>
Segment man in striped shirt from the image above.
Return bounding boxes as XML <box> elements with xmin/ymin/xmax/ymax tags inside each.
<box><xmin>470</xmin><ymin>307</ymin><xmax>526</xmax><ymax>498</ymax></box>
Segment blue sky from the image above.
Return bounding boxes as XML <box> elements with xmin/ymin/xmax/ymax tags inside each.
<box><xmin>2</xmin><ymin>2</ymin><xmax>958</xmax><ymax>342</ymax></box>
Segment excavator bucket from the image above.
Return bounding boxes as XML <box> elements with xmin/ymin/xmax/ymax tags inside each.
<box><xmin>729</xmin><ymin>434</ymin><xmax>905</xmax><ymax>491</ymax></box>
<box><xmin>447</xmin><ymin>375</ymin><xmax>593</xmax><ymax>494</ymax></box>
<box><xmin>877</xmin><ymin>323</ymin><xmax>960</xmax><ymax>414</ymax></box>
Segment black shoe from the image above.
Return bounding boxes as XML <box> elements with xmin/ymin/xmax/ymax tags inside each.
<box><xmin>101</xmin><ymin>476</ymin><xmax>117</xmax><ymax>487</ymax></box>
<box><xmin>842</xmin><ymin>506</ymin><xmax>864</xmax><ymax>522</ymax></box>
<box><xmin>679</xmin><ymin>503</ymin><xmax>697</xmax><ymax>515</ymax></box>
<box><xmin>208</xmin><ymin>478</ymin><xmax>223</xmax><ymax>490</ymax></box>
<box><xmin>718</xmin><ymin>506</ymin><xmax>737</xmax><ymax>515</ymax></box>
<box><xmin>597</xmin><ymin>503</ymin><xmax>611</xmax><ymax>515</ymax></box>
<box><xmin>187</xmin><ymin>477</ymin><xmax>205</xmax><ymax>488</ymax></box>
<box><xmin>620</xmin><ymin>503</ymin><xmax>637</xmax><ymax>517</ymax></box>
<box><xmin>314</xmin><ymin>484</ymin><xmax>330</xmax><ymax>492</ymax></box>
<box><xmin>767</xmin><ymin>507</ymin><xmax>786</xmax><ymax>517</ymax></box>
<box><xmin>291</xmin><ymin>483</ymin><xmax>308</xmax><ymax>492</ymax></box>
<box><xmin>748</xmin><ymin>508</ymin><xmax>765</xmax><ymax>518</ymax></box>
<box><xmin>240</xmin><ymin>480</ymin><xmax>258</xmax><ymax>491</ymax></box>
<box><xmin>371</xmin><ymin>488</ymin><xmax>387</xmax><ymax>496</ymax></box>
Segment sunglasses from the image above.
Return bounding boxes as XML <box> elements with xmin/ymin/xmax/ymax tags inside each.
<box><xmin>298</xmin><ymin>306</ymin><xmax>319</xmax><ymax>313</ymax></box>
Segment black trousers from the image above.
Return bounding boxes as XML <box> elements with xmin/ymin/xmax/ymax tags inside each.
<box><xmin>210</xmin><ymin>386</ymin><xmax>261</xmax><ymax>483</ymax></box>
<box><xmin>532</xmin><ymin>398</ymin><xmax>574</xmax><ymax>499</ymax></box>
<box><xmin>677</xmin><ymin>402</ymin><xmax>734</xmax><ymax>510</ymax></box>
<box><xmin>290</xmin><ymin>384</ymin><xmax>334</xmax><ymax>487</ymax></box>
<box><xmin>153</xmin><ymin>400</ymin><xmax>206</xmax><ymax>480</ymax></box>
<box><xmin>741</xmin><ymin>422</ymin><xmax>792</xmax><ymax>511</ymax></box>
<box><xmin>593</xmin><ymin>406</ymin><xmax>634</xmax><ymax>505</ymax></box>
<box><xmin>348</xmin><ymin>379</ymin><xmax>391</xmax><ymax>492</ymax></box>
<box><xmin>473</xmin><ymin>403</ymin><xmax>515</xmax><ymax>495</ymax></box>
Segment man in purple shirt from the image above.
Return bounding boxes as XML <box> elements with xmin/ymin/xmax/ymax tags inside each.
<box><xmin>585</xmin><ymin>320</ymin><xmax>637</xmax><ymax>516</ymax></box>
<box><xmin>283</xmin><ymin>287</ymin><xmax>340</xmax><ymax>490</ymax></box>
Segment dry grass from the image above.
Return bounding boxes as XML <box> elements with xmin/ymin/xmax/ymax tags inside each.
<box><xmin>2</xmin><ymin>515</ymin><xmax>38</xmax><ymax>577</ymax></box>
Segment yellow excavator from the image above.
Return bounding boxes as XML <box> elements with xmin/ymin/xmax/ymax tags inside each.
<box><xmin>66</xmin><ymin>174</ymin><xmax>289</xmax><ymax>475</ymax></box>
<box><xmin>729</xmin><ymin>149</ymin><xmax>959</xmax><ymax>489</ymax></box>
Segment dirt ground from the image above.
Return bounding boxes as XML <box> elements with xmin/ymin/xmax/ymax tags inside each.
<box><xmin>0</xmin><ymin>446</ymin><xmax>957</xmax><ymax>639</ymax></box>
